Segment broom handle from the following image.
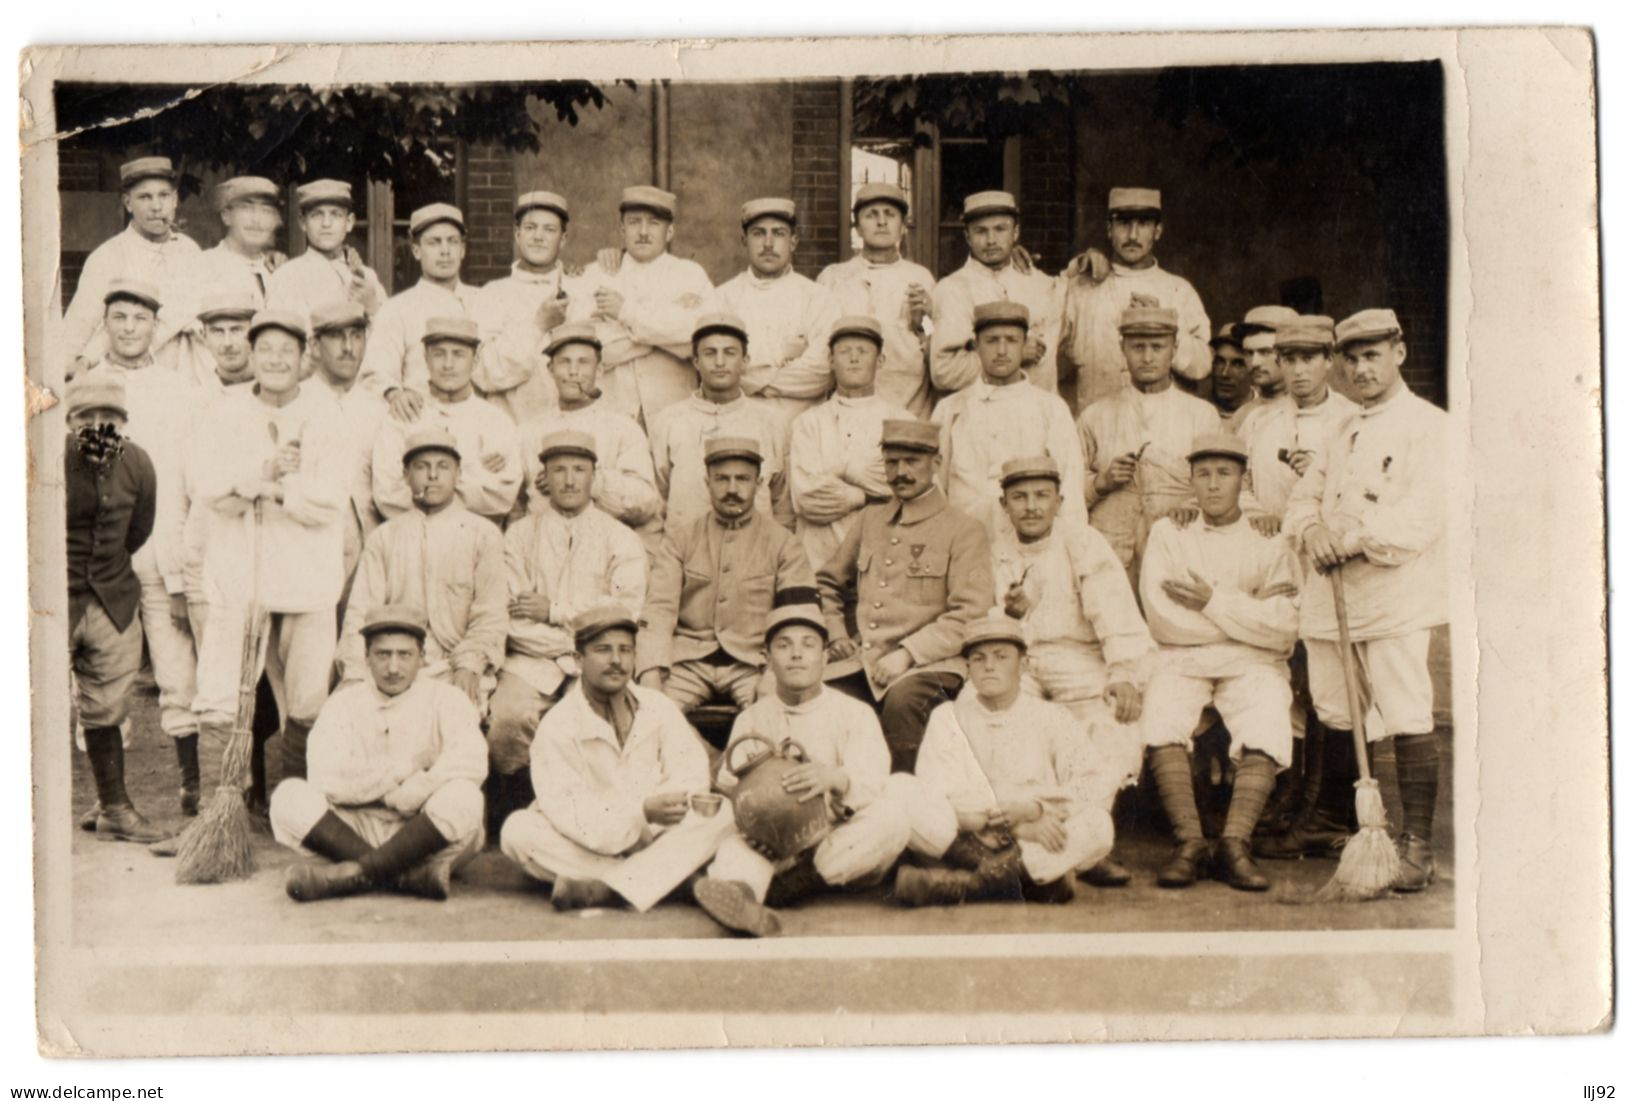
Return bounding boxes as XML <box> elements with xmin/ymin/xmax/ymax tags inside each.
<box><xmin>222</xmin><ymin>499</ymin><xmax>267</xmax><ymax>790</ymax></box>
<box><xmin>1330</xmin><ymin>567</ymin><xmax>1372</xmax><ymax>782</ymax></box>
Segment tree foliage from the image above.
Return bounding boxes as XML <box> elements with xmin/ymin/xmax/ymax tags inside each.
<box><xmin>55</xmin><ymin>81</ymin><xmax>628</xmax><ymax>197</ymax></box>
<box><xmin>854</xmin><ymin>71</ymin><xmax>1087</xmax><ymax>143</ymax></box>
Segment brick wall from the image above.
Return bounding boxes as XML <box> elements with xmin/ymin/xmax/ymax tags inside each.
<box><xmin>1018</xmin><ymin>107</ymin><xmax>1074</xmax><ymax>272</ymax></box>
<box><xmin>463</xmin><ymin>143</ymin><xmax>517</xmax><ymax>285</ymax></box>
<box><xmin>790</xmin><ymin>81</ymin><xmax>843</xmax><ymax>275</ymax></box>
<box><xmin>60</xmin><ymin>149</ymin><xmax>105</xmax><ymax>191</ymax></box>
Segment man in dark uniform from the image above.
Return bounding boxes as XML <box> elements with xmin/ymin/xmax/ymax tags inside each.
<box><xmin>817</xmin><ymin>419</ymin><xmax>994</xmax><ymax>772</ymax></box>
<box><xmin>65</xmin><ymin>372</ymin><xmax>167</xmax><ymax>842</ymax></box>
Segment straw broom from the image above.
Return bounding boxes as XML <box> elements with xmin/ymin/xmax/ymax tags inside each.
<box><xmin>1313</xmin><ymin>566</ymin><xmax>1402</xmax><ymax>902</ymax></box>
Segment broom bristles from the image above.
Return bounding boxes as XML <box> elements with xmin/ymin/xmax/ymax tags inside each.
<box><xmin>174</xmin><ymin>786</ymin><xmax>256</xmax><ymax>885</ymax></box>
<box><xmin>1313</xmin><ymin>824</ymin><xmax>1402</xmax><ymax>902</ymax></box>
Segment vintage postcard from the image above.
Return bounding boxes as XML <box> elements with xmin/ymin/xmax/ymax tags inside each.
<box><xmin>20</xmin><ymin>28</ymin><xmax>1608</xmax><ymax>1057</ymax></box>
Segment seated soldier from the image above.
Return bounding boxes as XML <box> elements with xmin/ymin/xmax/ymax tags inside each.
<box><xmin>637</xmin><ymin>437</ymin><xmax>814</xmax><ymax>713</ymax></box>
<box><xmin>691</xmin><ymin>592</ymin><xmax>956</xmax><ymax>938</ymax></box>
<box><xmin>486</xmin><ymin>429</ymin><xmax>648</xmax><ymax>832</ymax></box>
<box><xmin>993</xmin><ymin>455</ymin><xmax>1154</xmax><ymax>887</ymax></box>
<box><xmin>336</xmin><ymin>426</ymin><xmax>507</xmax><ymax>712</ymax></box>
<box><xmin>907</xmin><ymin>613</ymin><xmax>1116</xmax><ymax>906</ymax></box>
<box><xmin>500</xmin><ymin>605</ymin><xmax>735</xmax><ymax>912</ymax></box>
<box><xmin>1138</xmin><ymin>435</ymin><xmax>1299</xmax><ymax>892</ymax></box>
<box><xmin>271</xmin><ymin>604</ymin><xmax>488</xmax><ymax>902</ymax></box>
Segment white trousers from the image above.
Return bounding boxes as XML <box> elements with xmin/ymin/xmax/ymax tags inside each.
<box><xmin>1303</xmin><ymin>630</ymin><xmax>1434</xmax><ymax>740</ymax></box>
<box><xmin>1143</xmin><ymin>664</ymin><xmax>1293</xmax><ymax>766</ymax></box>
<box><xmin>501</xmin><ymin>803</ymin><xmax>736</xmax><ymax>912</ymax></box>
<box><xmin>1019</xmin><ymin>806</ymin><xmax>1115</xmax><ymax>884</ymax></box>
<box><xmin>1025</xmin><ymin>642</ymin><xmax>1145</xmax><ymax>792</ymax></box>
<box><xmin>269</xmin><ymin>776</ymin><xmax>485</xmax><ymax>876</ymax></box>
<box><xmin>137</xmin><ymin>576</ymin><xmax>200</xmax><ymax>737</ymax></box>
<box><xmin>193</xmin><ymin>607</ymin><xmax>336</xmax><ymax>726</ymax></box>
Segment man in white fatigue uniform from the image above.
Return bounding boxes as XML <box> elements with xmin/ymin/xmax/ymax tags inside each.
<box><xmin>1226</xmin><ymin>304</ymin><xmax>1299</xmax><ymax>429</ymax></box>
<box><xmin>487</xmin><ymin>429</ymin><xmax>648</xmax><ymax>831</ymax></box>
<box><xmin>714</xmin><ymin>197</ymin><xmax>841</xmax><ymax>422</ymax></box>
<box><xmin>993</xmin><ymin>454</ymin><xmax>1154</xmax><ymax>887</ymax></box>
<box><xmin>82</xmin><ymin>279</ymin><xmax>208</xmax><ymax>815</ymax></box>
<box><xmin>692</xmin><ymin>594</ymin><xmax>956</xmax><ymax>937</ymax></box>
<box><xmin>1277</xmin><ymin>309</ymin><xmax>1446</xmax><ymax>892</ymax></box>
<box><xmin>930</xmin><ymin>190</ymin><xmax>1065</xmax><ymax>395</ymax></box>
<box><xmin>638</xmin><ymin>437</ymin><xmax>813</xmax><ymax>713</ymax></box>
<box><xmin>190</xmin><ymin>310</ymin><xmax>347</xmax><ymax>783</ymax></box>
<box><xmin>932</xmin><ymin>301</ymin><xmax>1088</xmax><ymax>533</ymax></box>
<box><xmin>648</xmin><ymin>313</ymin><xmax>791</xmax><ymax>535</ymax></box>
<box><xmin>1208</xmin><ymin>322</ymin><xmax>1254</xmax><ymax>432</ymax></box>
<box><xmin>167</xmin><ymin>177</ymin><xmax>287</xmax><ymax>387</ymax></box>
<box><xmin>816</xmin><ymin>182</ymin><xmax>936</xmax><ymax>419</ymax></box>
<box><xmin>569</xmin><ymin>185</ymin><xmax>715</xmax><ymax>426</ymax></box>
<box><xmin>513</xmin><ymin>321</ymin><xmax>663</xmax><ymax>543</ymax></box>
<box><xmin>272</xmin><ymin>604</ymin><xmax>488</xmax><ymax>902</ymax></box>
<box><xmin>62</xmin><ymin>156</ymin><xmax>201</xmax><ymax>377</ymax></box>
<box><xmin>1139</xmin><ymin>434</ymin><xmax>1299</xmax><ymax>892</ymax></box>
<box><xmin>264</xmin><ymin>180</ymin><xmax>387</xmax><ymax>328</ymax></box>
<box><xmin>500</xmin><ymin>605</ymin><xmax>734</xmax><ymax>912</ymax></box>
<box><xmin>788</xmin><ymin>315</ymin><xmax>912</xmax><ymax>569</ymax></box>
<box><xmin>357</xmin><ymin>203</ymin><xmax>480</xmax><ymax>420</ymax></box>
<box><xmin>470</xmin><ymin>189</ymin><xmax>588</xmax><ymax>426</ymax></box>
<box><xmin>1060</xmin><ymin>188</ymin><xmax>1212</xmax><ymax>410</ymax></box>
<box><xmin>371</xmin><ymin>316</ymin><xmax>522</xmax><ymax>522</ymax></box>
<box><xmin>905</xmin><ymin>612</ymin><xmax>1116</xmax><ymax>905</ymax></box>
<box><xmin>338</xmin><ymin>426</ymin><xmax>506</xmax><ymax>711</ymax></box>
<box><xmin>194</xmin><ymin>293</ymin><xmax>260</xmax><ymax>394</ymax></box>
<box><xmin>1078</xmin><ymin>301</ymin><xmax>1221</xmax><ymax>585</ymax></box>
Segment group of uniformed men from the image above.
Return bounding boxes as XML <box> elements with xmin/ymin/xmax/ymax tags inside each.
<box><xmin>62</xmin><ymin>153</ymin><xmax>1448</xmax><ymax>934</ymax></box>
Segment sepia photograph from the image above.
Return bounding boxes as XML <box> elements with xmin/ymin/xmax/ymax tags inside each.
<box><xmin>16</xmin><ymin>23</ymin><xmax>1608</xmax><ymax>1070</ymax></box>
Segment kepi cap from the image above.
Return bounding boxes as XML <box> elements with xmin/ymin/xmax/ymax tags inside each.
<box><xmin>1209</xmin><ymin>322</ymin><xmax>1243</xmax><ymax>349</ymax></box>
<box><xmin>296</xmin><ymin>179</ymin><xmax>353</xmax><ymax>211</ymax></box>
<box><xmin>402</xmin><ymin>425</ymin><xmax>461</xmax><ymax>466</ymax></box>
<box><xmin>1234</xmin><ymin>305</ymin><xmax>1300</xmax><ymax>340</ymax></box>
<box><xmin>248</xmin><ymin>309</ymin><xmax>308</xmax><ymax>345</ymax></box>
<box><xmin>1334</xmin><ymin>308</ymin><xmax>1403</xmax><ymax>349</ymax></box>
<box><xmin>196</xmin><ymin>293</ymin><xmax>257</xmax><ymax>323</ymax></box>
<box><xmin>740</xmin><ymin>197</ymin><xmax>796</xmax><ymax>229</ymax></box>
<box><xmin>515</xmin><ymin>190</ymin><xmax>570</xmax><ymax>224</ymax></box>
<box><xmin>408</xmin><ymin>202</ymin><xmax>466</xmax><ymax>238</ymax></box>
<box><xmin>828</xmin><ymin>315</ymin><xmax>883</xmax><ymax>348</ymax></box>
<box><xmin>66</xmin><ymin>373</ymin><xmax>128</xmax><ymax>419</ymax></box>
<box><xmin>310</xmin><ymin>299</ymin><xmax>369</xmax><ymax>335</ymax></box>
<box><xmin>692</xmin><ymin>312</ymin><xmax>749</xmax><ymax>346</ymax></box>
<box><xmin>1274</xmin><ymin>315</ymin><xmax>1337</xmax><ymax>351</ymax></box>
<box><xmin>703</xmin><ymin>435</ymin><xmax>763</xmax><ymax>467</ymax></box>
<box><xmin>881</xmin><ymin>418</ymin><xmax>939</xmax><ymax>454</ymax></box>
<box><xmin>539</xmin><ymin>429</ymin><xmax>597</xmax><ymax>464</ymax></box>
<box><xmin>544</xmin><ymin>320</ymin><xmax>602</xmax><ymax>358</ymax></box>
<box><xmin>1108</xmin><ymin>187</ymin><xmax>1162</xmax><ymax>214</ymax></box>
<box><xmin>573</xmin><ymin>603</ymin><xmax>639</xmax><ymax>648</ymax></box>
<box><xmin>1187</xmin><ymin>433</ymin><xmax>1249</xmax><ymax>466</ymax></box>
<box><xmin>853</xmin><ymin>182</ymin><xmax>909</xmax><ymax>216</ymax></box>
<box><xmin>764</xmin><ymin>587</ymin><xmax>829</xmax><ymax>644</ymax></box>
<box><xmin>998</xmin><ymin>454</ymin><xmax>1061</xmax><ymax>488</ymax></box>
<box><xmin>962</xmin><ymin>611</ymin><xmax>1028</xmax><ymax>655</ymax></box>
<box><xmin>104</xmin><ymin>278</ymin><xmax>161</xmax><ymax>313</ymax></box>
<box><xmin>1118</xmin><ymin>302</ymin><xmax>1179</xmax><ymax>335</ymax></box>
<box><xmin>962</xmin><ymin>190</ymin><xmax>1019</xmax><ymax>222</ymax></box>
<box><xmin>119</xmin><ymin>156</ymin><xmax>176</xmax><ymax>187</ymax></box>
<box><xmin>619</xmin><ymin>185</ymin><xmax>677</xmax><ymax>220</ymax></box>
<box><xmin>217</xmin><ymin>176</ymin><xmax>279</xmax><ymax>210</ymax></box>
<box><xmin>420</xmin><ymin>316</ymin><xmax>481</xmax><ymax>347</ymax></box>
<box><xmin>360</xmin><ymin>603</ymin><xmax>428</xmax><ymax>642</ymax></box>
<box><xmin>972</xmin><ymin>300</ymin><xmax>1030</xmax><ymax>334</ymax></box>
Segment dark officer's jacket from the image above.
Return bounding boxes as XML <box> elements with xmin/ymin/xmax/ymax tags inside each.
<box><xmin>65</xmin><ymin>436</ymin><xmax>157</xmax><ymax>632</ymax></box>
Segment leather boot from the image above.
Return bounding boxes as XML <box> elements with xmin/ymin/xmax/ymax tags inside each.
<box><xmin>246</xmin><ymin>730</ymin><xmax>270</xmax><ymax>821</ymax></box>
<box><xmin>301</xmin><ymin>811</ymin><xmax>373</xmax><ymax>863</ymax></box>
<box><xmin>895</xmin><ymin>864</ymin><xmax>1011</xmax><ymax>907</ymax></box>
<box><xmin>78</xmin><ymin>804</ymin><xmax>102</xmax><ymax>831</ymax></box>
<box><xmin>285</xmin><ymin>859</ymin><xmax>373</xmax><ymax>902</ymax></box>
<box><xmin>1156</xmin><ymin>840</ymin><xmax>1211</xmax><ymax>888</ymax></box>
<box><xmin>1257</xmin><ymin>735</ymin><xmax>1306</xmax><ymax>836</ymax></box>
<box><xmin>694</xmin><ymin>876</ymin><xmax>782</xmax><ymax>937</ymax></box>
<box><xmin>764</xmin><ymin>850</ymin><xmax>826</xmax><ymax>909</ymax></box>
<box><xmin>175</xmin><ymin>734</ymin><xmax>201</xmax><ymax>817</ymax></box>
<box><xmin>1393</xmin><ymin>833</ymin><xmax>1436</xmax><ymax>893</ymax></box>
<box><xmin>84</xmin><ymin>726</ymin><xmax>169</xmax><ymax>844</ymax></box>
<box><xmin>1020</xmin><ymin>869</ymin><xmax>1076</xmax><ymax>904</ymax></box>
<box><xmin>1079</xmin><ymin>854</ymin><xmax>1132</xmax><ymax>888</ymax></box>
<box><xmin>1254</xmin><ymin>807</ymin><xmax>1349</xmax><ymax>859</ymax></box>
<box><xmin>1214</xmin><ymin>837</ymin><xmax>1270</xmax><ymax>892</ymax></box>
<box><xmin>550</xmin><ymin>876</ymin><xmax>618</xmax><ymax>911</ymax></box>
<box><xmin>393</xmin><ymin>860</ymin><xmax>454</xmax><ymax>901</ymax></box>
<box><xmin>279</xmin><ymin>719</ymin><xmax>312</xmax><ymax>782</ymax></box>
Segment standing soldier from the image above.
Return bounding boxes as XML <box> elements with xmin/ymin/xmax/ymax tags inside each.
<box><xmin>1077</xmin><ymin>302</ymin><xmax>1222</xmax><ymax>584</ymax></box>
<box><xmin>714</xmin><ymin>198</ymin><xmax>841</xmax><ymax>422</ymax></box>
<box><xmin>486</xmin><ymin>429</ymin><xmax>648</xmax><ymax>831</ymax></box>
<box><xmin>817</xmin><ymin>420</ymin><xmax>994</xmax><ymax>772</ymax></box>
<box><xmin>62</xmin><ymin>156</ymin><xmax>200</xmax><ymax>377</ymax></box>
<box><xmin>570</xmin><ymin>186</ymin><xmax>715</xmax><ymax>426</ymax></box>
<box><xmin>471</xmin><ymin>190</ymin><xmax>587</xmax><ymax>426</ymax></box>
<box><xmin>648</xmin><ymin>314</ymin><xmax>790</xmax><ymax>536</ymax></box>
<box><xmin>1229</xmin><ymin>304</ymin><xmax>1300</xmax><ymax>427</ymax></box>
<box><xmin>371</xmin><ymin>318</ymin><xmax>523</xmax><ymax>523</ymax></box>
<box><xmin>993</xmin><ymin>456</ymin><xmax>1154</xmax><ymax>887</ymax></box>
<box><xmin>1138</xmin><ymin>435</ymin><xmax>1299</xmax><ymax>891</ymax></box>
<box><xmin>816</xmin><ymin>183</ymin><xmax>936</xmax><ymax>419</ymax></box>
<box><xmin>1060</xmin><ymin>188</ymin><xmax>1211</xmax><ymax>410</ymax></box>
<box><xmin>194</xmin><ymin>293</ymin><xmax>259</xmax><ymax>394</ymax></box>
<box><xmin>931</xmin><ymin>301</ymin><xmax>1088</xmax><ymax>532</ymax></box>
<box><xmin>1208</xmin><ymin>323</ymin><xmax>1254</xmax><ymax>432</ymax></box>
<box><xmin>358</xmin><ymin>204</ymin><xmax>480</xmax><ymax>420</ymax></box>
<box><xmin>271</xmin><ymin>604</ymin><xmax>489</xmax><ymax>902</ymax></box>
<box><xmin>264</xmin><ymin>180</ymin><xmax>386</xmax><ymax>327</ymax></box>
<box><xmin>930</xmin><ymin>191</ymin><xmax>1065</xmax><ymax>395</ymax></box>
<box><xmin>1277</xmin><ymin>310</ymin><xmax>1446</xmax><ymax>891</ymax></box>
<box><xmin>65</xmin><ymin>372</ymin><xmax>165</xmax><ymax>842</ymax></box>
<box><xmin>637</xmin><ymin>437</ymin><xmax>813</xmax><ymax>713</ymax></box>
<box><xmin>514</xmin><ymin>322</ymin><xmax>663</xmax><ymax>546</ymax></box>
<box><xmin>189</xmin><ymin>310</ymin><xmax>347</xmax><ymax>783</ymax></box>
<box><xmin>788</xmin><ymin>316</ymin><xmax>911</xmax><ymax>569</ymax></box>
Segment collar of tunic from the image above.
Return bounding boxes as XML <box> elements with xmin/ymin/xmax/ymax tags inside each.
<box><xmin>888</xmin><ymin>484</ymin><xmax>949</xmax><ymax>526</ymax></box>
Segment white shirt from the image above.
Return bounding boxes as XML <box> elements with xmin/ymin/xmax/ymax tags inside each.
<box><xmin>469</xmin><ymin>262</ymin><xmax>591</xmax><ymax>424</ymax></box>
<box><xmin>502</xmin><ymin>506</ymin><xmax>648</xmax><ymax>695</ymax></box>
<box><xmin>715</xmin><ymin>268</ymin><xmax>841</xmax><ymax>417</ymax></box>
<box><xmin>1282</xmin><ymin>383</ymin><xmax>1448</xmax><ymax>641</ymax></box>
<box><xmin>516</xmin><ymin>402</ymin><xmax>663</xmax><ymax>529</ymax></box>
<box><xmin>569</xmin><ymin>251</ymin><xmax>716</xmax><ymax>360</ymax></box>
<box><xmin>1060</xmin><ymin>261</ymin><xmax>1212</xmax><ymax>409</ymax></box>
<box><xmin>311</xmin><ymin>375</ymin><xmax>387</xmax><ymax>554</ymax></box>
<box><xmin>933</xmin><ymin>377</ymin><xmax>1089</xmax><ymax>533</ymax></box>
<box><xmin>930</xmin><ymin>257</ymin><xmax>1065</xmax><ymax>393</ymax></box>
<box><xmin>648</xmin><ymin>392</ymin><xmax>788</xmax><ymax>536</ymax></box>
<box><xmin>61</xmin><ymin>223</ymin><xmax>201</xmax><ymax>366</ymax></box>
<box><xmin>357</xmin><ymin>279</ymin><xmax>481</xmax><ymax>400</ymax></box>
<box><xmin>308</xmin><ymin>677</ymin><xmax>487</xmax><ymax>812</ymax></box>
<box><xmin>717</xmin><ymin>688</ymin><xmax>893</xmax><ymax>811</ymax></box>
<box><xmin>263</xmin><ymin>248</ymin><xmax>387</xmax><ymax>324</ymax></box>
<box><xmin>1239</xmin><ymin>389</ymin><xmax>1359</xmax><ymax>518</ymax></box>
<box><xmin>788</xmin><ymin>391</ymin><xmax>911</xmax><ymax>567</ymax></box>
<box><xmin>816</xmin><ymin>255</ymin><xmax>936</xmax><ymax>418</ymax></box>
<box><xmin>371</xmin><ymin>394</ymin><xmax>523</xmax><ymax>521</ymax></box>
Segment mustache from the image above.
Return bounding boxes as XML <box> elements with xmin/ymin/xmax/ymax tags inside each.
<box><xmin>720</xmin><ymin>494</ymin><xmax>746</xmax><ymax>505</ymax></box>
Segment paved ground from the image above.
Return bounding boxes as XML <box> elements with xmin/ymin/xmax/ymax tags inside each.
<box><xmin>70</xmin><ymin>691</ymin><xmax>1455</xmax><ymax>946</ymax></box>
